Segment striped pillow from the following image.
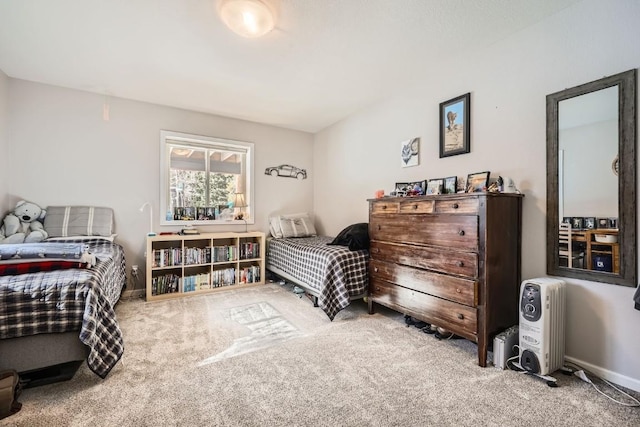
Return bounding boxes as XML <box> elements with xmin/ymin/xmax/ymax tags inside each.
<box><xmin>44</xmin><ymin>206</ymin><xmax>114</xmax><ymax>237</ymax></box>
<box><xmin>279</xmin><ymin>214</ymin><xmax>317</xmax><ymax>238</ymax></box>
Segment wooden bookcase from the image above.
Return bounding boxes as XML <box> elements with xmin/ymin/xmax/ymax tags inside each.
<box><xmin>145</xmin><ymin>231</ymin><xmax>265</xmax><ymax>301</ymax></box>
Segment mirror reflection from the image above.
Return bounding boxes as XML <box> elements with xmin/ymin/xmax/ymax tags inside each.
<box><xmin>558</xmin><ymin>86</ymin><xmax>619</xmax><ymax>273</ymax></box>
<box><xmin>546</xmin><ymin>69</ymin><xmax>636</xmax><ymax>287</ymax></box>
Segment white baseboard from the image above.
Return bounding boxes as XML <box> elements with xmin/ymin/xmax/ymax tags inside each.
<box><xmin>121</xmin><ymin>289</ymin><xmax>145</xmax><ymax>300</ymax></box>
<box><xmin>565</xmin><ymin>355</ymin><xmax>640</xmax><ymax>392</ymax></box>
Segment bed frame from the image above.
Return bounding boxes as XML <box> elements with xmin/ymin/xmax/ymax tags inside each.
<box><xmin>0</xmin><ymin>332</ymin><xmax>88</xmax><ymax>387</ymax></box>
<box><xmin>266</xmin><ymin>263</ymin><xmax>366</xmax><ymax>307</ymax></box>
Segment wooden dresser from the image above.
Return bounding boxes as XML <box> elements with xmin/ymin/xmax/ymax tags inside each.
<box><xmin>367</xmin><ymin>193</ymin><xmax>523</xmax><ymax>367</ymax></box>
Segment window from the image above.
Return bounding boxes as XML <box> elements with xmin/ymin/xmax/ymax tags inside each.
<box><xmin>160</xmin><ymin>130</ymin><xmax>254</xmax><ymax>225</ymax></box>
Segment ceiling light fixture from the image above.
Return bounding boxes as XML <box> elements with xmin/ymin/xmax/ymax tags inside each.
<box><xmin>218</xmin><ymin>0</ymin><xmax>275</xmax><ymax>38</ymax></box>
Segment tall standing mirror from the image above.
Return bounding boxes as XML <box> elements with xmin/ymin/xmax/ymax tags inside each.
<box><xmin>547</xmin><ymin>69</ymin><xmax>636</xmax><ymax>287</ymax></box>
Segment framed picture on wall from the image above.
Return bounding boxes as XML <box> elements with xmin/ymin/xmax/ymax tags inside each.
<box><xmin>439</xmin><ymin>93</ymin><xmax>471</xmax><ymax>158</ymax></box>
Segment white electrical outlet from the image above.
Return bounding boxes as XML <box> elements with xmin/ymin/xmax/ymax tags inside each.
<box><xmin>132</xmin><ymin>265</ymin><xmax>139</xmax><ymax>273</ymax></box>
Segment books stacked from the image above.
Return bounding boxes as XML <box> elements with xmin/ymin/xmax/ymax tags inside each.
<box><xmin>151</xmin><ymin>274</ymin><xmax>180</xmax><ymax>295</ymax></box>
<box><xmin>179</xmin><ymin>228</ymin><xmax>200</xmax><ymax>235</ymax></box>
<box><xmin>240</xmin><ymin>265</ymin><xmax>261</xmax><ymax>283</ymax></box>
<box><xmin>212</xmin><ymin>245</ymin><xmax>237</xmax><ymax>262</ymax></box>
<box><xmin>182</xmin><ymin>273</ymin><xmax>211</xmax><ymax>292</ymax></box>
<box><xmin>212</xmin><ymin>268</ymin><xmax>236</xmax><ymax>287</ymax></box>
<box><xmin>239</xmin><ymin>242</ymin><xmax>261</xmax><ymax>260</ymax></box>
<box><xmin>184</xmin><ymin>246</ymin><xmax>212</xmax><ymax>265</ymax></box>
<box><xmin>152</xmin><ymin>248</ymin><xmax>182</xmax><ymax>267</ymax></box>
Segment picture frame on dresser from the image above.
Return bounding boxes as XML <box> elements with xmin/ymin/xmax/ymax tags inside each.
<box><xmin>439</xmin><ymin>93</ymin><xmax>471</xmax><ymax>158</ymax></box>
<box><xmin>466</xmin><ymin>171</ymin><xmax>490</xmax><ymax>192</ymax></box>
<box><xmin>393</xmin><ymin>180</ymin><xmax>426</xmax><ymax>196</ymax></box>
<box><xmin>426</xmin><ymin>178</ymin><xmax>444</xmax><ymax>195</ymax></box>
<box><xmin>443</xmin><ymin>176</ymin><xmax>457</xmax><ymax>194</ymax></box>
<box><xmin>571</xmin><ymin>217</ymin><xmax>584</xmax><ymax>230</ymax></box>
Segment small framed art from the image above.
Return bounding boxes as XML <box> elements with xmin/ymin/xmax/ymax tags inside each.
<box><xmin>466</xmin><ymin>171</ymin><xmax>490</xmax><ymax>192</ymax></box>
<box><xmin>393</xmin><ymin>180</ymin><xmax>426</xmax><ymax>197</ymax></box>
<box><xmin>571</xmin><ymin>217</ymin><xmax>584</xmax><ymax>230</ymax></box>
<box><xmin>439</xmin><ymin>93</ymin><xmax>470</xmax><ymax>158</ymax></box>
<box><xmin>426</xmin><ymin>178</ymin><xmax>444</xmax><ymax>195</ymax></box>
<box><xmin>443</xmin><ymin>176</ymin><xmax>457</xmax><ymax>194</ymax></box>
<box><xmin>584</xmin><ymin>217</ymin><xmax>596</xmax><ymax>229</ymax></box>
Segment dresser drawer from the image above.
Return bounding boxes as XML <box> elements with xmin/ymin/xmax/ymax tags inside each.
<box><xmin>370</xmin><ymin>278</ymin><xmax>477</xmax><ymax>338</ymax></box>
<box><xmin>370</xmin><ymin>200</ymin><xmax>399</xmax><ymax>214</ymax></box>
<box><xmin>399</xmin><ymin>199</ymin><xmax>434</xmax><ymax>214</ymax></box>
<box><xmin>370</xmin><ymin>241</ymin><xmax>478</xmax><ymax>279</ymax></box>
<box><xmin>370</xmin><ymin>259</ymin><xmax>477</xmax><ymax>306</ymax></box>
<box><xmin>435</xmin><ymin>197</ymin><xmax>479</xmax><ymax>214</ymax></box>
<box><xmin>370</xmin><ymin>215</ymin><xmax>478</xmax><ymax>250</ymax></box>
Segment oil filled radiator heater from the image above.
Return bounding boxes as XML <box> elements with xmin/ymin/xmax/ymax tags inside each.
<box><xmin>518</xmin><ymin>278</ymin><xmax>566</xmax><ymax>376</ymax></box>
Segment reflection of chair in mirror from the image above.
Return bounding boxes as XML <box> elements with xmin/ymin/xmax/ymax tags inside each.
<box><xmin>559</xmin><ymin>222</ymin><xmax>584</xmax><ymax>268</ymax></box>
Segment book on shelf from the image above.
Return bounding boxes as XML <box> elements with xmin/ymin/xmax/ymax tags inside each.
<box><xmin>179</xmin><ymin>228</ymin><xmax>200</xmax><ymax>235</ymax></box>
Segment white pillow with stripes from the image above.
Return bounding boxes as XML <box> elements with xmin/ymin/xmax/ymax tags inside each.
<box><xmin>278</xmin><ymin>214</ymin><xmax>317</xmax><ymax>238</ymax></box>
<box><xmin>44</xmin><ymin>206</ymin><xmax>114</xmax><ymax>237</ymax></box>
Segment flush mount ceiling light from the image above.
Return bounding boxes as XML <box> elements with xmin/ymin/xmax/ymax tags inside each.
<box><xmin>218</xmin><ymin>0</ymin><xmax>275</xmax><ymax>38</ymax></box>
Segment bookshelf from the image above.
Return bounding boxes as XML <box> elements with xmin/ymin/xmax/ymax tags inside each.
<box><xmin>145</xmin><ymin>231</ymin><xmax>265</xmax><ymax>301</ymax></box>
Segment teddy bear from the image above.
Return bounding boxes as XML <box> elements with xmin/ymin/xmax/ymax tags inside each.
<box><xmin>0</xmin><ymin>200</ymin><xmax>48</xmax><ymax>244</ymax></box>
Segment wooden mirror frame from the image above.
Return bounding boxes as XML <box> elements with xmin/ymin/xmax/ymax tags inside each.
<box><xmin>547</xmin><ymin>69</ymin><xmax>637</xmax><ymax>287</ymax></box>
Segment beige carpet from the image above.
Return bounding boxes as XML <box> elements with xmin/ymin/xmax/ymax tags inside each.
<box><xmin>3</xmin><ymin>283</ymin><xmax>639</xmax><ymax>426</ymax></box>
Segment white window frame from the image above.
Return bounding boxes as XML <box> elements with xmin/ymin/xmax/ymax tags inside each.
<box><xmin>159</xmin><ymin>130</ymin><xmax>255</xmax><ymax>226</ymax></box>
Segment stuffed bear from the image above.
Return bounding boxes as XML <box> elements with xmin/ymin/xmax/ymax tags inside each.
<box><xmin>0</xmin><ymin>200</ymin><xmax>48</xmax><ymax>244</ymax></box>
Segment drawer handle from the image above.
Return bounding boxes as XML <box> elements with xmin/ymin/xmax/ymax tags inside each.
<box><xmin>374</xmin><ymin>267</ymin><xmax>378</xmax><ymax>273</ymax></box>
<box><xmin>413</xmin><ymin>204</ymin><xmax>418</xmax><ymax>209</ymax></box>
<box><xmin>376</xmin><ymin>287</ymin><xmax>381</xmax><ymax>291</ymax></box>
<box><xmin>374</xmin><ymin>248</ymin><xmax>380</xmax><ymax>253</ymax></box>
<box><xmin>382</xmin><ymin>205</ymin><xmax>387</xmax><ymax>210</ymax></box>
<box><xmin>458</xmin><ymin>230</ymin><xmax>465</xmax><ymax>236</ymax></box>
<box><xmin>457</xmin><ymin>261</ymin><xmax>464</xmax><ymax>267</ymax></box>
<box><xmin>457</xmin><ymin>313</ymin><xmax>464</xmax><ymax>320</ymax></box>
<box><xmin>456</xmin><ymin>288</ymin><xmax>461</xmax><ymax>293</ymax></box>
<box><xmin>378</xmin><ymin>225</ymin><xmax>382</xmax><ymax>231</ymax></box>
<box><xmin>452</xmin><ymin>203</ymin><xmax>459</xmax><ymax>209</ymax></box>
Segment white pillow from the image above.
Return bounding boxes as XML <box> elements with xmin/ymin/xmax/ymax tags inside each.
<box><xmin>279</xmin><ymin>214</ymin><xmax>317</xmax><ymax>238</ymax></box>
<box><xmin>269</xmin><ymin>217</ymin><xmax>283</xmax><ymax>238</ymax></box>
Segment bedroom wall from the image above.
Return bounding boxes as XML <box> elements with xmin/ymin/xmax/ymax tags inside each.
<box><xmin>313</xmin><ymin>0</ymin><xmax>640</xmax><ymax>390</ymax></box>
<box><xmin>0</xmin><ymin>69</ymin><xmax>9</xmax><ymax>213</ymax></box>
<box><xmin>5</xmin><ymin>80</ymin><xmax>314</xmax><ymax>289</ymax></box>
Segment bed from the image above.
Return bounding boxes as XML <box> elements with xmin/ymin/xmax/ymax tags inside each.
<box><xmin>0</xmin><ymin>206</ymin><xmax>126</xmax><ymax>382</ymax></box>
<box><xmin>266</xmin><ymin>216</ymin><xmax>369</xmax><ymax>320</ymax></box>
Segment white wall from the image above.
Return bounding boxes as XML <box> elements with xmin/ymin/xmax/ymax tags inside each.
<box><xmin>314</xmin><ymin>0</ymin><xmax>640</xmax><ymax>390</ymax></box>
<box><xmin>0</xmin><ymin>69</ymin><xmax>8</xmax><ymax>212</ymax></box>
<box><xmin>6</xmin><ymin>80</ymin><xmax>314</xmax><ymax>287</ymax></box>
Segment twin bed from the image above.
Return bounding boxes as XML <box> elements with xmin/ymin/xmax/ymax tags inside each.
<box><xmin>266</xmin><ymin>215</ymin><xmax>369</xmax><ymax>320</ymax></box>
<box><xmin>0</xmin><ymin>206</ymin><xmax>126</xmax><ymax>381</ymax></box>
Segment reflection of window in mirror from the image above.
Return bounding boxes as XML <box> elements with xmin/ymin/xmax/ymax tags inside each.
<box><xmin>557</xmin><ymin>86</ymin><xmax>618</xmax><ymax>223</ymax></box>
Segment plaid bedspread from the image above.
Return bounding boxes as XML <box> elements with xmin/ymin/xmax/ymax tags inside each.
<box><xmin>266</xmin><ymin>236</ymin><xmax>368</xmax><ymax>320</ymax></box>
<box><xmin>0</xmin><ymin>238</ymin><xmax>126</xmax><ymax>378</ymax></box>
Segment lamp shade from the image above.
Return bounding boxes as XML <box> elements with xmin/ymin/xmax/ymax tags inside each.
<box><xmin>219</xmin><ymin>0</ymin><xmax>275</xmax><ymax>38</ymax></box>
<box><xmin>233</xmin><ymin>193</ymin><xmax>247</xmax><ymax>208</ymax></box>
